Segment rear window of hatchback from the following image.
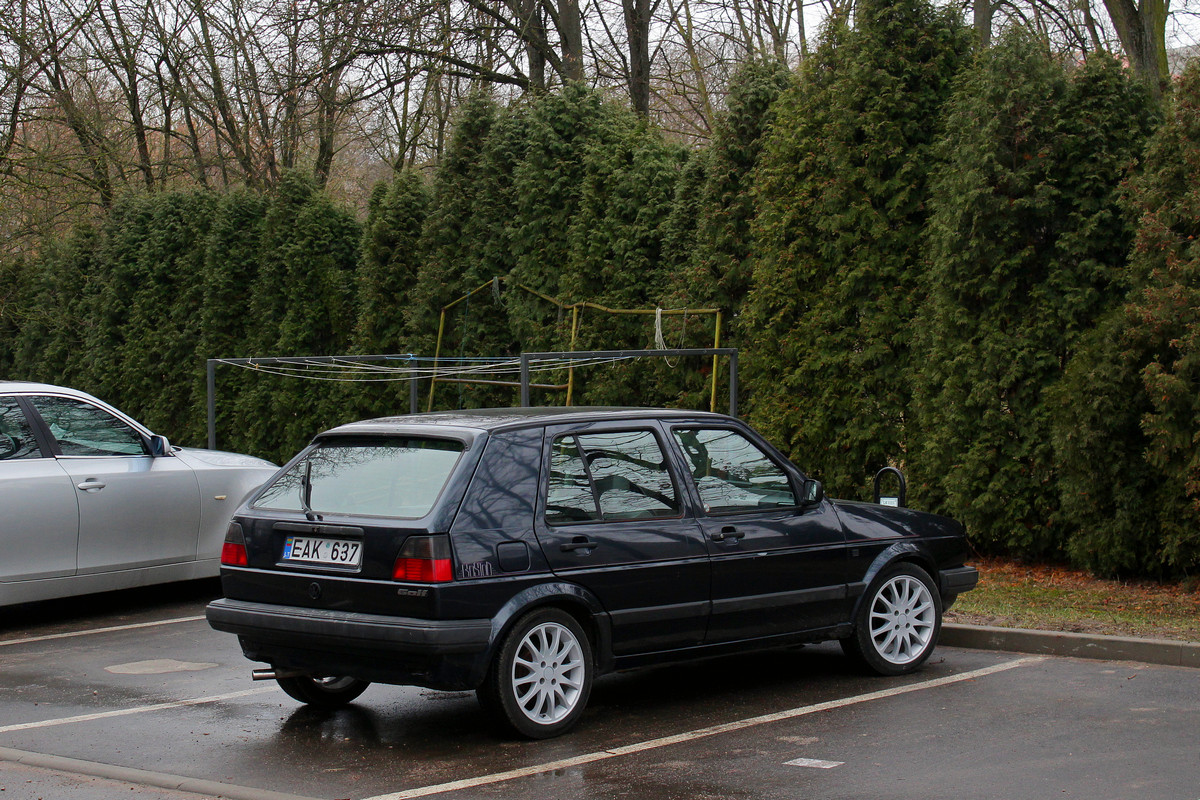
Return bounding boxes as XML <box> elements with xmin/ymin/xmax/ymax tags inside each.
<box><xmin>252</xmin><ymin>437</ymin><xmax>465</xmax><ymax>519</ymax></box>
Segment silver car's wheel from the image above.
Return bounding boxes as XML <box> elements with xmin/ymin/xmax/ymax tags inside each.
<box><xmin>842</xmin><ymin>563</ymin><xmax>942</xmax><ymax>676</ymax></box>
<box><xmin>867</xmin><ymin>573</ymin><xmax>937</xmax><ymax>665</ymax></box>
<box><xmin>478</xmin><ymin>608</ymin><xmax>593</xmax><ymax>738</ymax></box>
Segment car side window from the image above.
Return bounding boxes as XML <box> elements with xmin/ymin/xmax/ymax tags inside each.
<box><xmin>546</xmin><ymin>430</ymin><xmax>679</xmax><ymax>524</ymax></box>
<box><xmin>28</xmin><ymin>396</ymin><xmax>148</xmax><ymax>457</ymax></box>
<box><xmin>0</xmin><ymin>398</ymin><xmax>43</xmax><ymax>460</ymax></box>
<box><xmin>673</xmin><ymin>428</ymin><xmax>796</xmax><ymax>514</ymax></box>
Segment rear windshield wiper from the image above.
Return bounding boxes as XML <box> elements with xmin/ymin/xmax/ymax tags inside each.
<box><xmin>299</xmin><ymin>460</ymin><xmax>322</xmax><ymax>521</ymax></box>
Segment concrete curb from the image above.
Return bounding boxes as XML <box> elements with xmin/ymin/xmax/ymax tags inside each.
<box><xmin>941</xmin><ymin>622</ymin><xmax>1200</xmax><ymax>669</ymax></box>
<box><xmin>0</xmin><ymin>746</ymin><xmax>321</xmax><ymax>800</ymax></box>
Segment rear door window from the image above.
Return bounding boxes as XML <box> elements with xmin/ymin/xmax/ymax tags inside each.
<box><xmin>546</xmin><ymin>430</ymin><xmax>679</xmax><ymax>524</ymax></box>
<box><xmin>0</xmin><ymin>398</ymin><xmax>42</xmax><ymax>460</ymax></box>
<box><xmin>253</xmin><ymin>437</ymin><xmax>464</xmax><ymax>519</ymax></box>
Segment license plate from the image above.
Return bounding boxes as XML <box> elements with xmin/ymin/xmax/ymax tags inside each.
<box><xmin>282</xmin><ymin>536</ymin><xmax>362</xmax><ymax>567</ymax></box>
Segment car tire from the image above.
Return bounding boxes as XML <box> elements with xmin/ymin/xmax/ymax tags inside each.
<box><xmin>842</xmin><ymin>563</ymin><xmax>942</xmax><ymax>676</ymax></box>
<box><xmin>276</xmin><ymin>674</ymin><xmax>370</xmax><ymax>708</ymax></box>
<box><xmin>477</xmin><ymin>608</ymin><xmax>593</xmax><ymax>739</ymax></box>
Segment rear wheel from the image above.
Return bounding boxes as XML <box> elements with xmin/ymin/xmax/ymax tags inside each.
<box><xmin>276</xmin><ymin>674</ymin><xmax>370</xmax><ymax>708</ymax></box>
<box><xmin>478</xmin><ymin>608</ymin><xmax>593</xmax><ymax>739</ymax></box>
<box><xmin>842</xmin><ymin>563</ymin><xmax>941</xmax><ymax>676</ymax></box>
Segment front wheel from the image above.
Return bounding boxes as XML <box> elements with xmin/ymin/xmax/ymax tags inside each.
<box><xmin>276</xmin><ymin>674</ymin><xmax>370</xmax><ymax>708</ymax></box>
<box><xmin>842</xmin><ymin>563</ymin><xmax>941</xmax><ymax>676</ymax></box>
<box><xmin>478</xmin><ymin>608</ymin><xmax>593</xmax><ymax>739</ymax></box>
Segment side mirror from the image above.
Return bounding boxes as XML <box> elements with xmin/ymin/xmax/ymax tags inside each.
<box><xmin>148</xmin><ymin>434</ymin><xmax>172</xmax><ymax>457</ymax></box>
<box><xmin>801</xmin><ymin>478</ymin><xmax>824</xmax><ymax>506</ymax></box>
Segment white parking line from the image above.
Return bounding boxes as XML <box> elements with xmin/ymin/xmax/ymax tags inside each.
<box><xmin>0</xmin><ymin>616</ymin><xmax>206</xmax><ymax>648</ymax></box>
<box><xmin>0</xmin><ymin>686</ymin><xmax>277</xmax><ymax>734</ymax></box>
<box><xmin>784</xmin><ymin>757</ymin><xmax>843</xmax><ymax>769</ymax></box>
<box><xmin>362</xmin><ymin>656</ymin><xmax>1045</xmax><ymax>800</ymax></box>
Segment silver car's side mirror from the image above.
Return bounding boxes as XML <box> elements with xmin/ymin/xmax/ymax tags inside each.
<box><xmin>148</xmin><ymin>434</ymin><xmax>172</xmax><ymax>457</ymax></box>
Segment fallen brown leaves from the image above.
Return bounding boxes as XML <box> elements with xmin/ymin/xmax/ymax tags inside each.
<box><xmin>945</xmin><ymin>557</ymin><xmax>1200</xmax><ymax>642</ymax></box>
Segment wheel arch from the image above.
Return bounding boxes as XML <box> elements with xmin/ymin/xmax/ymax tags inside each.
<box><xmin>486</xmin><ymin>582</ymin><xmax>613</xmax><ymax>675</ymax></box>
<box><xmin>850</xmin><ymin>543</ymin><xmax>940</xmax><ymax>621</ymax></box>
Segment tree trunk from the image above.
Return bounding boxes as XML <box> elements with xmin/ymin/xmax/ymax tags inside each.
<box><xmin>974</xmin><ymin>0</ymin><xmax>992</xmax><ymax>48</ymax></box>
<box><xmin>518</xmin><ymin>0</ymin><xmax>548</xmax><ymax>89</ymax></box>
<box><xmin>623</xmin><ymin>0</ymin><xmax>651</xmax><ymax>115</ymax></box>
<box><xmin>1102</xmin><ymin>0</ymin><xmax>1167</xmax><ymax>97</ymax></box>
<box><xmin>557</xmin><ymin>0</ymin><xmax>584</xmax><ymax>81</ymax></box>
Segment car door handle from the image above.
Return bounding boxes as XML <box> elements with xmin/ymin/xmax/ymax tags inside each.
<box><xmin>76</xmin><ymin>480</ymin><xmax>106</xmax><ymax>492</ymax></box>
<box><xmin>711</xmin><ymin>526</ymin><xmax>745</xmax><ymax>542</ymax></box>
<box><xmin>561</xmin><ymin>537</ymin><xmax>599</xmax><ymax>553</ymax></box>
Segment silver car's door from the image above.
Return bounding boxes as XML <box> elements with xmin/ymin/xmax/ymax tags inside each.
<box><xmin>27</xmin><ymin>395</ymin><xmax>202</xmax><ymax>573</ymax></box>
<box><xmin>0</xmin><ymin>397</ymin><xmax>79</xmax><ymax>581</ymax></box>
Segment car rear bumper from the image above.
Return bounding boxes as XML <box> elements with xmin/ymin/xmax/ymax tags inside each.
<box><xmin>205</xmin><ymin>598</ymin><xmax>493</xmax><ymax>690</ymax></box>
<box><xmin>938</xmin><ymin>565</ymin><xmax>980</xmax><ymax>596</ymax></box>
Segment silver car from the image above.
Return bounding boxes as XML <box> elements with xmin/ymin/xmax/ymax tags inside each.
<box><xmin>0</xmin><ymin>382</ymin><xmax>277</xmax><ymax>606</ymax></box>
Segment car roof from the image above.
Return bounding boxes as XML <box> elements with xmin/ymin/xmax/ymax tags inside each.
<box><xmin>318</xmin><ymin>407</ymin><xmax>737</xmax><ymax>438</ymax></box>
<box><xmin>0</xmin><ymin>381</ymin><xmax>95</xmax><ymax>398</ymax></box>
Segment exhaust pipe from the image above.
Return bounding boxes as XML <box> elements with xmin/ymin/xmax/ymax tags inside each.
<box><xmin>251</xmin><ymin>667</ymin><xmax>306</xmax><ymax>681</ymax></box>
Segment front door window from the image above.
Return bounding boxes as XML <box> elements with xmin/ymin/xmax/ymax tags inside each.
<box><xmin>673</xmin><ymin>428</ymin><xmax>796</xmax><ymax>512</ymax></box>
<box><xmin>28</xmin><ymin>396</ymin><xmax>147</xmax><ymax>456</ymax></box>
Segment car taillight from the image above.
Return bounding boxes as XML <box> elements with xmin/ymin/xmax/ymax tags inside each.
<box><xmin>392</xmin><ymin>535</ymin><xmax>453</xmax><ymax>583</ymax></box>
<box><xmin>220</xmin><ymin>522</ymin><xmax>249</xmax><ymax>567</ymax></box>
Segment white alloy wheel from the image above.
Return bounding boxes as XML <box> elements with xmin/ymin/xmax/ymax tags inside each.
<box><xmin>510</xmin><ymin>620</ymin><xmax>587</xmax><ymax>725</ymax></box>
<box><xmin>867</xmin><ymin>573</ymin><xmax>937</xmax><ymax>665</ymax></box>
<box><xmin>841</xmin><ymin>562</ymin><xmax>942</xmax><ymax>675</ymax></box>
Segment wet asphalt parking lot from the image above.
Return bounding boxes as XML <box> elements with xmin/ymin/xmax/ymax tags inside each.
<box><xmin>1</xmin><ymin>581</ymin><xmax>1197</xmax><ymax>800</ymax></box>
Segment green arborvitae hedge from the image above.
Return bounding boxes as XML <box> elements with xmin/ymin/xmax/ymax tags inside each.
<box><xmin>3</xmin><ymin>50</ymin><xmax>1192</xmax><ymax>577</ymax></box>
<box><xmin>1052</xmin><ymin>62</ymin><xmax>1200</xmax><ymax>576</ymax></box>
<box><xmin>745</xmin><ymin>0</ymin><xmax>969</xmax><ymax>499</ymax></box>
<box><xmin>914</xmin><ymin>36</ymin><xmax>1155</xmax><ymax>559</ymax></box>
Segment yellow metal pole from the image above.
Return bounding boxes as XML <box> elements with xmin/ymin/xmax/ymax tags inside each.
<box><xmin>566</xmin><ymin>305</ymin><xmax>580</xmax><ymax>406</ymax></box>
<box><xmin>427</xmin><ymin>309</ymin><xmax>446</xmax><ymax>412</ymax></box>
<box><xmin>710</xmin><ymin>311</ymin><xmax>722</xmax><ymax>413</ymax></box>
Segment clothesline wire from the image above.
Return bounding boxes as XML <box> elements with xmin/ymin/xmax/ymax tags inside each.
<box><xmin>210</xmin><ymin>355</ymin><xmax>641</xmax><ymax>383</ymax></box>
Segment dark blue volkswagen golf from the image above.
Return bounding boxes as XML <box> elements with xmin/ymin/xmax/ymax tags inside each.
<box><xmin>206</xmin><ymin>408</ymin><xmax>978</xmax><ymax>738</ymax></box>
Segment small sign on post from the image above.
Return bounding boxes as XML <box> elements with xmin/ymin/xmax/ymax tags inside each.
<box><xmin>874</xmin><ymin>466</ymin><xmax>907</xmax><ymax>508</ymax></box>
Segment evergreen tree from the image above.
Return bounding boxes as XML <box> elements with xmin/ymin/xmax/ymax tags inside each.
<box><xmin>563</xmin><ymin>114</ymin><xmax>687</xmax><ymax>406</ymax></box>
<box><xmin>1050</xmin><ymin>311</ymin><xmax>1162</xmax><ymax>574</ymax></box>
<box><xmin>660</xmin><ymin>59</ymin><xmax>791</xmax><ymax>411</ymax></box>
<box><xmin>1055</xmin><ymin>62</ymin><xmax>1200</xmax><ymax>575</ymax></box>
<box><xmin>509</xmin><ymin>84</ymin><xmax>610</xmax><ymax>307</ymax></box>
<box><xmin>357</xmin><ymin>175</ymin><xmax>427</xmax><ymax>354</ymax></box>
<box><xmin>669</xmin><ymin>59</ymin><xmax>790</xmax><ymax>326</ymax></box>
<box><xmin>349</xmin><ymin>170</ymin><xmax>429</xmax><ymax>418</ymax></box>
<box><xmin>235</xmin><ymin>171</ymin><xmax>360</xmax><ymax>461</ymax></box>
<box><xmin>202</xmin><ymin>189</ymin><xmax>268</xmax><ymax>455</ymax></box>
<box><xmin>744</xmin><ymin>0</ymin><xmax>969</xmax><ymax>498</ymax></box>
<box><xmin>411</xmin><ymin>92</ymin><xmax>500</xmax><ymax>353</ymax></box>
<box><xmin>84</xmin><ymin>201</ymin><xmax>157</xmax><ymax>404</ymax></box>
<box><xmin>114</xmin><ymin>191</ymin><xmax>217</xmax><ymax>442</ymax></box>
<box><xmin>504</xmin><ymin>84</ymin><xmax>621</xmax><ymax>389</ymax></box>
<box><xmin>9</xmin><ymin>225</ymin><xmax>100</xmax><ymax>388</ymax></box>
<box><xmin>0</xmin><ymin>255</ymin><xmax>28</xmax><ymax>375</ymax></box>
<box><xmin>411</xmin><ymin>93</ymin><xmax>528</xmax><ymax>409</ymax></box>
<box><xmin>915</xmin><ymin>38</ymin><xmax>1155</xmax><ymax>558</ymax></box>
